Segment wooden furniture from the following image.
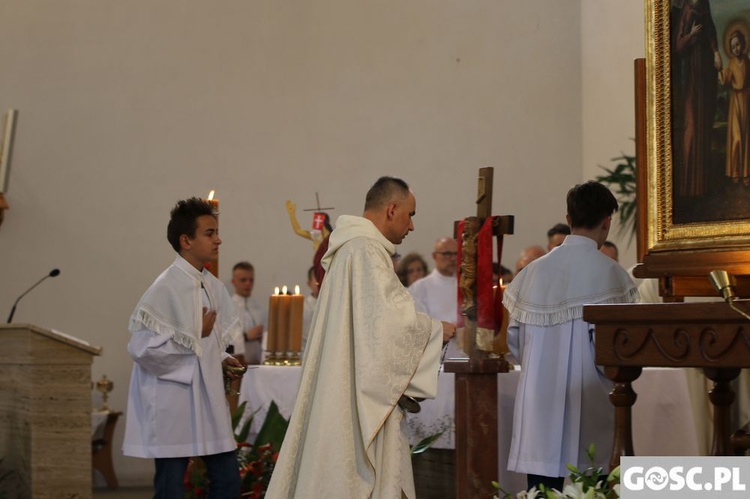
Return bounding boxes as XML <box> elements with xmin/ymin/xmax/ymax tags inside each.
<box><xmin>583</xmin><ymin>302</ymin><xmax>750</xmax><ymax>470</ymax></box>
<box><xmin>444</xmin><ymin>167</ymin><xmax>514</xmax><ymax>499</ymax></box>
<box><xmin>0</xmin><ymin>324</ymin><xmax>101</xmax><ymax>499</ymax></box>
<box><xmin>92</xmin><ymin>411</ymin><xmax>121</xmax><ymax>488</ymax></box>
<box><xmin>444</xmin><ymin>358</ymin><xmax>509</xmax><ymax>497</ymax></box>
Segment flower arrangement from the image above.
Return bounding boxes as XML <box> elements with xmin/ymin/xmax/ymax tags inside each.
<box><xmin>493</xmin><ymin>445</ymin><xmax>621</xmax><ymax>499</ymax></box>
<box><xmin>184</xmin><ymin>401</ymin><xmax>288</xmax><ymax>499</ymax></box>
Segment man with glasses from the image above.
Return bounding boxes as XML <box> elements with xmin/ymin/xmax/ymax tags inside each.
<box><xmin>408</xmin><ymin>237</ymin><xmax>462</xmax><ymax>358</ymax></box>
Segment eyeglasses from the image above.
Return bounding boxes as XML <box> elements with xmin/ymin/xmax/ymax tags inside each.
<box><xmin>436</xmin><ymin>251</ymin><xmax>458</xmax><ymax>257</ymax></box>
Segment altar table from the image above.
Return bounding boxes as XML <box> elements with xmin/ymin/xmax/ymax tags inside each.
<box><xmin>239</xmin><ymin>366</ymin><xmax>698</xmax><ymax>493</ymax></box>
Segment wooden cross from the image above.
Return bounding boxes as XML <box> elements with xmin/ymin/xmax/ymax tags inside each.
<box><xmin>301</xmin><ymin>192</ymin><xmax>335</xmax><ymax>213</ymax></box>
<box><xmin>444</xmin><ymin>166</ymin><xmax>514</xmax><ymax>499</ymax></box>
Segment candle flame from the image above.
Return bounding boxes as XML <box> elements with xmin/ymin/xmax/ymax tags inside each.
<box><xmin>282</xmin><ymin>285</ymin><xmax>288</xmax><ymax>295</ymax></box>
<box><xmin>274</xmin><ymin>286</ymin><xmax>280</xmax><ymax>295</ymax></box>
<box><xmin>207</xmin><ymin>190</ymin><xmax>215</xmax><ymax>201</ymax></box>
<box><xmin>295</xmin><ymin>285</ymin><xmax>300</xmax><ymax>295</ymax></box>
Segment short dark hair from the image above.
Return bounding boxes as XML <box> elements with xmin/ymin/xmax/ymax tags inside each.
<box><xmin>233</xmin><ymin>261</ymin><xmax>255</xmax><ymax>273</ymax></box>
<box><xmin>167</xmin><ymin>197</ymin><xmax>216</xmax><ymax>252</ymax></box>
<box><xmin>364</xmin><ymin>176</ymin><xmax>410</xmax><ymax>212</ymax></box>
<box><xmin>547</xmin><ymin>223</ymin><xmax>571</xmax><ymax>238</ymax></box>
<box><xmin>566</xmin><ymin>181</ymin><xmax>618</xmax><ymax>229</ymax></box>
<box><xmin>602</xmin><ymin>240</ymin><xmax>618</xmax><ymax>251</ymax></box>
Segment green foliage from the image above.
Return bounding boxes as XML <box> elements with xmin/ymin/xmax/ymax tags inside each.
<box><xmin>493</xmin><ymin>444</ymin><xmax>621</xmax><ymax>498</ymax></box>
<box><xmin>250</xmin><ymin>401</ymin><xmax>288</xmax><ymax>459</ymax></box>
<box><xmin>595</xmin><ymin>150</ymin><xmax>637</xmax><ymax>244</ymax></box>
<box><xmin>410</xmin><ymin>431</ymin><xmax>444</xmax><ymax>455</ymax></box>
<box><xmin>185</xmin><ymin>400</ymin><xmax>288</xmax><ymax>499</ymax></box>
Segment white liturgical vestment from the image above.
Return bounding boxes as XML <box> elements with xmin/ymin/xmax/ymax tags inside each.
<box><xmin>123</xmin><ymin>255</ymin><xmax>241</xmax><ymax>458</ymax></box>
<box><xmin>408</xmin><ymin>268</ymin><xmax>464</xmax><ymax>359</ymax></box>
<box><xmin>266</xmin><ymin>215</ymin><xmax>443</xmax><ymax>499</ymax></box>
<box><xmin>231</xmin><ymin>293</ymin><xmax>267</xmax><ymax>364</ymax></box>
<box><xmin>503</xmin><ymin>235</ymin><xmax>638</xmax><ymax>477</ymax></box>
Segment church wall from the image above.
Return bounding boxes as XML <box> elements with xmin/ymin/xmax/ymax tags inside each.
<box><xmin>0</xmin><ymin>0</ymin><xmax>634</xmax><ymax>486</ymax></box>
<box><xmin>580</xmin><ymin>0</ymin><xmax>646</xmax><ymax>271</ymax></box>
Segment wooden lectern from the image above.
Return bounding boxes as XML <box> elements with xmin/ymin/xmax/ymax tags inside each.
<box><xmin>583</xmin><ymin>55</ymin><xmax>750</xmax><ymax>470</ymax></box>
<box><xmin>0</xmin><ymin>324</ymin><xmax>102</xmax><ymax>499</ymax></box>
<box><xmin>583</xmin><ymin>303</ymin><xmax>750</xmax><ymax>469</ymax></box>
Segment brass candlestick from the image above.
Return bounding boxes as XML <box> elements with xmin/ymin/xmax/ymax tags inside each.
<box><xmin>95</xmin><ymin>375</ymin><xmax>114</xmax><ymax>411</ymax></box>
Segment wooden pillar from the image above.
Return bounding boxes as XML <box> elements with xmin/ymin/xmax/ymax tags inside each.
<box><xmin>704</xmin><ymin>367</ymin><xmax>740</xmax><ymax>456</ymax></box>
<box><xmin>603</xmin><ymin>366</ymin><xmax>641</xmax><ymax>470</ymax></box>
<box><xmin>444</xmin><ymin>357</ymin><xmax>509</xmax><ymax>499</ymax></box>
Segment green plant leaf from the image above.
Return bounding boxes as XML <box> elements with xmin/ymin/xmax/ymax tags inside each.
<box><xmin>587</xmin><ymin>443</ymin><xmax>596</xmax><ymax>462</ymax></box>
<box><xmin>252</xmin><ymin>400</ymin><xmax>289</xmax><ymax>459</ymax></box>
<box><xmin>410</xmin><ymin>431</ymin><xmax>444</xmax><ymax>455</ymax></box>
<box><xmin>236</xmin><ymin>412</ymin><xmax>254</xmax><ymax>444</ymax></box>
<box><xmin>231</xmin><ymin>401</ymin><xmax>247</xmax><ymax>429</ymax></box>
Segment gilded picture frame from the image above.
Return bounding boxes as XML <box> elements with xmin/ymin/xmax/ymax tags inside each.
<box><xmin>644</xmin><ymin>0</ymin><xmax>750</xmax><ymax>256</ymax></box>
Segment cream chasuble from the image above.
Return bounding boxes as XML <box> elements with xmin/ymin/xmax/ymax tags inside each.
<box><xmin>266</xmin><ymin>215</ymin><xmax>443</xmax><ymax>499</ymax></box>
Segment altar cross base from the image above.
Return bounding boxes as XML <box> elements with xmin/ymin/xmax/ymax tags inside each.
<box><xmin>444</xmin><ymin>167</ymin><xmax>514</xmax><ymax>499</ymax></box>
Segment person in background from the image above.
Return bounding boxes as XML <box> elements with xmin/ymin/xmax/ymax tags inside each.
<box><xmin>396</xmin><ymin>252</ymin><xmax>429</xmax><ymax>287</ymax></box>
<box><xmin>601</xmin><ymin>240</ymin><xmax>619</xmax><ymax>261</ymax></box>
<box><xmin>231</xmin><ymin>261</ymin><xmax>267</xmax><ymax>365</ymax></box>
<box><xmin>408</xmin><ymin>237</ymin><xmax>462</xmax><ymax>358</ymax></box>
<box><xmin>515</xmin><ymin>246</ymin><xmax>546</xmax><ymax>274</ymax></box>
<box><xmin>546</xmin><ymin>223</ymin><xmax>571</xmax><ymax>251</ymax></box>
<box><xmin>391</xmin><ymin>251</ymin><xmax>402</xmax><ymax>270</ymax></box>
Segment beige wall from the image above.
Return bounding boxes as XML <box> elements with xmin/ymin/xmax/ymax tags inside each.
<box><xmin>581</xmin><ymin>0</ymin><xmax>645</xmax><ymax>270</ymax></box>
<box><xmin>0</xmin><ymin>0</ymin><xmax>642</xmax><ymax>485</ymax></box>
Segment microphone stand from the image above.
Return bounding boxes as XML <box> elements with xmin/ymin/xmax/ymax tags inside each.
<box><xmin>7</xmin><ymin>271</ymin><xmax>59</xmax><ymax>323</ymax></box>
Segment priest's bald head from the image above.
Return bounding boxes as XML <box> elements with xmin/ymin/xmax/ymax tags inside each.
<box><xmin>566</xmin><ymin>181</ymin><xmax>618</xmax><ymax>248</ymax></box>
<box><xmin>363</xmin><ymin>176</ymin><xmax>416</xmax><ymax>245</ymax></box>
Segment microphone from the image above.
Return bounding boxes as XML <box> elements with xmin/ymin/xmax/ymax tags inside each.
<box><xmin>6</xmin><ymin>268</ymin><xmax>61</xmax><ymax>323</ymax></box>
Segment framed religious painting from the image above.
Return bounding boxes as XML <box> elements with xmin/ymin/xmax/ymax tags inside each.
<box><xmin>638</xmin><ymin>0</ymin><xmax>750</xmax><ymax>292</ymax></box>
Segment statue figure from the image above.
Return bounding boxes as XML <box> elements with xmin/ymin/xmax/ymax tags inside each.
<box><xmin>460</xmin><ymin>216</ymin><xmax>480</xmax><ymax>321</ymax></box>
<box><xmin>286</xmin><ymin>198</ymin><xmax>335</xmax><ymax>285</ymax></box>
<box><xmin>286</xmin><ymin>200</ymin><xmax>333</xmax><ymax>250</ymax></box>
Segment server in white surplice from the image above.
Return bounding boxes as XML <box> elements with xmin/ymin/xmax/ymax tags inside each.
<box><xmin>503</xmin><ymin>181</ymin><xmax>639</xmax><ymax>492</ymax></box>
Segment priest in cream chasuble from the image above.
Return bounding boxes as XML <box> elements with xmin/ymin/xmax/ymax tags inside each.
<box><xmin>267</xmin><ymin>177</ymin><xmax>448</xmax><ymax>499</ymax></box>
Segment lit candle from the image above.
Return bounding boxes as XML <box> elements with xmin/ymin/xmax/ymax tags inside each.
<box><xmin>289</xmin><ymin>285</ymin><xmax>304</xmax><ymax>353</ymax></box>
<box><xmin>278</xmin><ymin>285</ymin><xmax>291</xmax><ymax>354</ymax></box>
<box><xmin>267</xmin><ymin>287</ymin><xmax>280</xmax><ymax>354</ymax></box>
<box><xmin>495</xmin><ymin>284</ymin><xmax>510</xmax><ymax>355</ymax></box>
<box><xmin>206</xmin><ymin>190</ymin><xmax>219</xmax><ymax>214</ymax></box>
<box><xmin>205</xmin><ymin>190</ymin><xmax>219</xmax><ymax>277</ymax></box>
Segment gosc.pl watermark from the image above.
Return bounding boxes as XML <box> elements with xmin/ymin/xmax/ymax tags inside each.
<box><xmin>621</xmin><ymin>457</ymin><xmax>749</xmax><ymax>498</ymax></box>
